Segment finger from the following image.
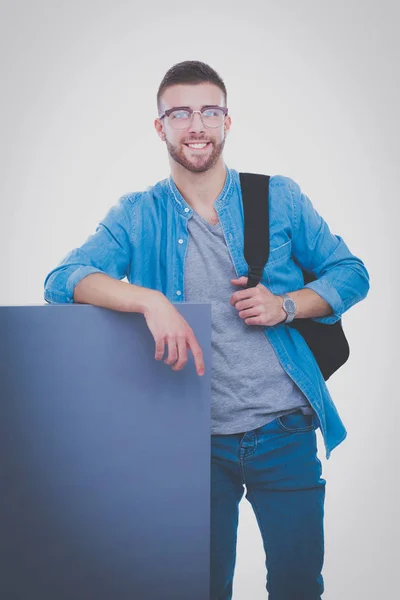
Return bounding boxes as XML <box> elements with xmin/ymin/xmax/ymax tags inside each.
<box><xmin>172</xmin><ymin>335</ymin><xmax>188</xmax><ymax>371</ymax></box>
<box><xmin>164</xmin><ymin>336</ymin><xmax>178</xmax><ymax>365</ymax></box>
<box><xmin>238</xmin><ymin>307</ymin><xmax>260</xmax><ymax>319</ymax></box>
<box><xmin>230</xmin><ymin>289</ymin><xmax>255</xmax><ymax>306</ymax></box>
<box><xmin>234</xmin><ymin>298</ymin><xmax>255</xmax><ymax>311</ymax></box>
<box><xmin>154</xmin><ymin>337</ymin><xmax>165</xmax><ymax>360</ymax></box>
<box><xmin>231</xmin><ymin>276</ymin><xmax>248</xmax><ymax>286</ymax></box>
<box><xmin>244</xmin><ymin>316</ymin><xmax>262</xmax><ymax>326</ymax></box>
<box><xmin>187</xmin><ymin>334</ymin><xmax>205</xmax><ymax>376</ymax></box>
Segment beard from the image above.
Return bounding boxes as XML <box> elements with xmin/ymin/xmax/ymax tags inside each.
<box><xmin>165</xmin><ymin>134</ymin><xmax>226</xmax><ymax>173</ymax></box>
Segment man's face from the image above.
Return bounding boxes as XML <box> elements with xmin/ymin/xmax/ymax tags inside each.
<box><xmin>155</xmin><ymin>82</ymin><xmax>231</xmax><ymax>173</ymax></box>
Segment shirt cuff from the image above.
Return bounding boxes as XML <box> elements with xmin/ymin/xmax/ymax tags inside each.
<box><xmin>303</xmin><ymin>278</ymin><xmax>344</xmax><ymax>325</ymax></box>
<box><xmin>66</xmin><ymin>266</ymin><xmax>105</xmax><ymax>303</ymax></box>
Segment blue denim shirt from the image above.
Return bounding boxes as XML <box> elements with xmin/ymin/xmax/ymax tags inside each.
<box><xmin>44</xmin><ymin>166</ymin><xmax>370</xmax><ymax>459</ymax></box>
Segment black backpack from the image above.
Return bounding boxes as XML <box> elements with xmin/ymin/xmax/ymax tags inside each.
<box><xmin>239</xmin><ymin>172</ymin><xmax>350</xmax><ymax>381</ymax></box>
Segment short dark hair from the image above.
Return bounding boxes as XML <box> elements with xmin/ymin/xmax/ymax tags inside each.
<box><xmin>157</xmin><ymin>60</ymin><xmax>227</xmax><ymax>114</ymax></box>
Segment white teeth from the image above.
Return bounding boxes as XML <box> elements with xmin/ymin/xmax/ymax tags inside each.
<box><xmin>187</xmin><ymin>143</ymin><xmax>208</xmax><ymax>148</ymax></box>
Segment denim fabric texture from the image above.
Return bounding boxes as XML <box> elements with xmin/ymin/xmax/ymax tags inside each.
<box><xmin>44</xmin><ymin>166</ymin><xmax>370</xmax><ymax>458</ymax></box>
<box><xmin>211</xmin><ymin>410</ymin><xmax>325</xmax><ymax>599</ymax></box>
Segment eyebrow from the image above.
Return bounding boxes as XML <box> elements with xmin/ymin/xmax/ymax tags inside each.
<box><xmin>168</xmin><ymin>104</ymin><xmax>221</xmax><ymax>111</ymax></box>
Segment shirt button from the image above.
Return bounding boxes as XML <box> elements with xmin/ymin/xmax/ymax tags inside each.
<box><xmin>176</xmin><ymin>290</ymin><xmax>182</xmax><ymax>296</ymax></box>
<box><xmin>178</xmin><ymin>239</ymin><xmax>183</xmax><ymax>244</ymax></box>
<box><xmin>184</xmin><ymin>207</ymin><xmax>190</xmax><ymax>213</ymax></box>
<box><xmin>287</xmin><ymin>365</ymin><xmax>293</xmax><ymax>371</ymax></box>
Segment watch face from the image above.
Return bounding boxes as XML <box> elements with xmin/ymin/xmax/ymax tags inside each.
<box><xmin>284</xmin><ymin>298</ymin><xmax>296</xmax><ymax>313</ymax></box>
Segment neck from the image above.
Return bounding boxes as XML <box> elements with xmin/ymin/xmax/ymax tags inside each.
<box><xmin>169</xmin><ymin>157</ymin><xmax>227</xmax><ymax>211</ymax></box>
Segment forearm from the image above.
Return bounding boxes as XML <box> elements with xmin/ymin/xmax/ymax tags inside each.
<box><xmin>73</xmin><ymin>273</ymin><xmax>160</xmax><ymax>314</ymax></box>
<box><xmin>289</xmin><ymin>179</ymin><xmax>370</xmax><ymax>324</ymax></box>
<box><xmin>286</xmin><ymin>288</ymin><xmax>334</xmax><ymax>320</ymax></box>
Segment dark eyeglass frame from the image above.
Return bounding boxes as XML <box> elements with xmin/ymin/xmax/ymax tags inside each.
<box><xmin>159</xmin><ymin>105</ymin><xmax>229</xmax><ymax>127</ymax></box>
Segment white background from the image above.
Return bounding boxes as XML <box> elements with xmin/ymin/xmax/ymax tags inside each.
<box><xmin>1</xmin><ymin>1</ymin><xmax>398</xmax><ymax>598</ymax></box>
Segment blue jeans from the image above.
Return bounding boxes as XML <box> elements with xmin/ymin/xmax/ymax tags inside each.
<box><xmin>210</xmin><ymin>410</ymin><xmax>326</xmax><ymax>599</ymax></box>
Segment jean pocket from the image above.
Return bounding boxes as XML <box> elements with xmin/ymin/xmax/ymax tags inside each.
<box><xmin>277</xmin><ymin>411</ymin><xmax>315</xmax><ymax>433</ymax></box>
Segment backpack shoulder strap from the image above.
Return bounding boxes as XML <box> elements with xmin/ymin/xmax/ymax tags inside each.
<box><xmin>239</xmin><ymin>172</ymin><xmax>270</xmax><ymax>288</ymax></box>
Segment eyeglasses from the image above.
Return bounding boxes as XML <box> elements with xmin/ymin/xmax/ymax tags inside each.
<box><xmin>159</xmin><ymin>105</ymin><xmax>228</xmax><ymax>130</ymax></box>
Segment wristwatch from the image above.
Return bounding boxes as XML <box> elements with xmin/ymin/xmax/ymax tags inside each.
<box><xmin>279</xmin><ymin>293</ymin><xmax>296</xmax><ymax>324</ymax></box>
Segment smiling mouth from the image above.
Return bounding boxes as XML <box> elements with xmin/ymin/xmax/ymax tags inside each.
<box><xmin>184</xmin><ymin>142</ymin><xmax>211</xmax><ymax>150</ymax></box>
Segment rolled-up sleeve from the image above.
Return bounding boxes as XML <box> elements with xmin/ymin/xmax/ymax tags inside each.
<box><xmin>289</xmin><ymin>180</ymin><xmax>370</xmax><ymax>324</ymax></box>
<box><xmin>44</xmin><ymin>195</ymin><xmax>135</xmax><ymax>304</ymax></box>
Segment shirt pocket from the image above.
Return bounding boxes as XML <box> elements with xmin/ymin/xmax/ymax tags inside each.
<box><xmin>263</xmin><ymin>239</ymin><xmax>296</xmax><ymax>292</ymax></box>
<box><xmin>267</xmin><ymin>240</ymin><xmax>292</xmax><ymax>265</ymax></box>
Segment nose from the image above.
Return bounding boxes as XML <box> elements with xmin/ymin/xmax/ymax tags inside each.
<box><xmin>188</xmin><ymin>111</ymin><xmax>205</xmax><ymax>133</ymax></box>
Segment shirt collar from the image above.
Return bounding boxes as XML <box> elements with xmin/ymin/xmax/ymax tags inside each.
<box><xmin>167</xmin><ymin>164</ymin><xmax>234</xmax><ymax>217</ymax></box>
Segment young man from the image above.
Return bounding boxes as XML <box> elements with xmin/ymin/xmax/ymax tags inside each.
<box><xmin>44</xmin><ymin>60</ymin><xmax>370</xmax><ymax>599</ymax></box>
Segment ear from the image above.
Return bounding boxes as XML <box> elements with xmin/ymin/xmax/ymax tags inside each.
<box><xmin>154</xmin><ymin>118</ymin><xmax>166</xmax><ymax>141</ymax></box>
<box><xmin>224</xmin><ymin>114</ymin><xmax>232</xmax><ymax>135</ymax></box>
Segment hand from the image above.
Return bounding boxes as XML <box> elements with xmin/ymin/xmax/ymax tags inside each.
<box><xmin>230</xmin><ymin>276</ymin><xmax>287</xmax><ymax>326</ymax></box>
<box><xmin>143</xmin><ymin>292</ymin><xmax>205</xmax><ymax>376</ymax></box>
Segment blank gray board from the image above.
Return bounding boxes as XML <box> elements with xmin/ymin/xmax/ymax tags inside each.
<box><xmin>0</xmin><ymin>304</ymin><xmax>212</xmax><ymax>600</ymax></box>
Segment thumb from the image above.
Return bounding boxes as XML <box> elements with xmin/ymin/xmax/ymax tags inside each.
<box><xmin>231</xmin><ymin>276</ymin><xmax>248</xmax><ymax>286</ymax></box>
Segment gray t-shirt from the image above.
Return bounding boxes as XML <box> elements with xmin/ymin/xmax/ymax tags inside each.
<box><xmin>184</xmin><ymin>211</ymin><xmax>314</xmax><ymax>435</ymax></box>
